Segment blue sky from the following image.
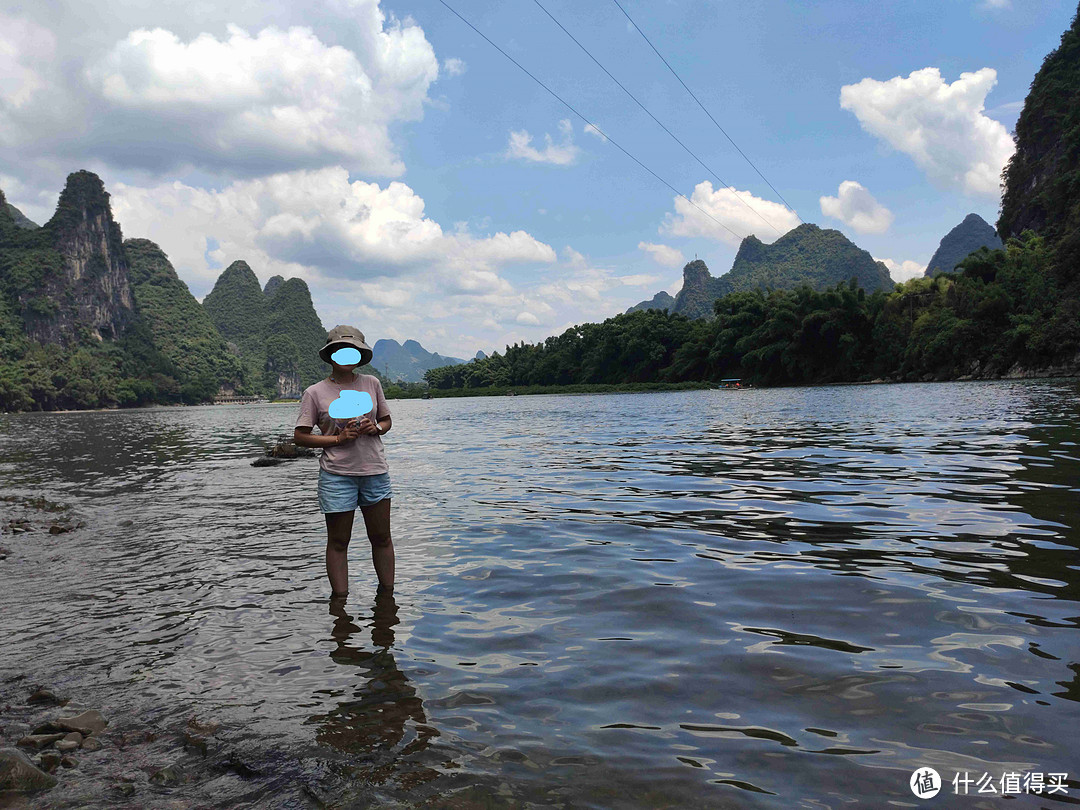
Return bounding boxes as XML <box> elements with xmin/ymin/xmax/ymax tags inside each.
<box><xmin>0</xmin><ymin>0</ymin><xmax>1074</xmax><ymax>359</ymax></box>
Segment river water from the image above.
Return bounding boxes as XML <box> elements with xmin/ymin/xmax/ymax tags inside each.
<box><xmin>1</xmin><ymin>380</ymin><xmax>1078</xmax><ymax>808</ymax></box>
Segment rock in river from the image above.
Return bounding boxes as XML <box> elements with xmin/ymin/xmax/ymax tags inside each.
<box><xmin>17</xmin><ymin>734</ymin><xmax>64</xmax><ymax>750</ymax></box>
<box><xmin>0</xmin><ymin>748</ymin><xmax>58</xmax><ymax>792</ymax></box>
<box><xmin>55</xmin><ymin>710</ymin><xmax>107</xmax><ymax>736</ymax></box>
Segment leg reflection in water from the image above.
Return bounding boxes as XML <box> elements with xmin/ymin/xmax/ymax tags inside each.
<box><xmin>308</xmin><ymin>594</ymin><xmax>438</xmax><ymax>757</ymax></box>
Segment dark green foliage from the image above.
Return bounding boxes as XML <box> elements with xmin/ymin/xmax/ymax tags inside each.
<box><xmin>998</xmin><ymin>3</ymin><xmax>1080</xmax><ymax>290</ymax></box>
<box><xmin>124</xmin><ymin>238</ymin><xmax>245</xmax><ymax>394</ymax></box>
<box><xmin>264</xmin><ymin>278</ymin><xmax>327</xmax><ymax>389</ymax></box>
<box><xmin>625</xmin><ymin>290</ymin><xmax>676</xmax><ymax>315</ymax></box>
<box><xmin>635</xmin><ymin>226</ymin><xmax>896</xmax><ymax>320</ymax></box>
<box><xmin>263</xmin><ymin>275</ymin><xmax>285</xmax><ymax>298</ymax></box>
<box><xmin>203</xmin><ymin>260</ymin><xmax>267</xmax><ymax>358</ymax></box>
<box><xmin>203</xmin><ymin>263</ymin><xmax>331</xmax><ymax>397</ymax></box>
<box><xmin>722</xmin><ymin>225</ymin><xmax>893</xmax><ymax>296</ymax></box>
<box><xmin>425</xmin><ymin>309</ymin><xmax>696</xmax><ymax>389</ymax></box>
<box><xmin>426</xmin><ymin>231</ymin><xmax>1076</xmax><ymax>391</ymax></box>
<box><xmin>925</xmin><ymin>214</ymin><xmax>1003</xmax><ymax>276</ymax></box>
<box><xmin>0</xmin><ymin>177</ymin><xmax>240</xmax><ymax>411</ymax></box>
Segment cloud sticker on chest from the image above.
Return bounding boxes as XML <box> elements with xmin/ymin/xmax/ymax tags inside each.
<box><xmin>328</xmin><ymin>390</ymin><xmax>374</xmax><ymax>419</ymax></box>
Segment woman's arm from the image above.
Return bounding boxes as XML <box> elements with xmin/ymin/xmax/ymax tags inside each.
<box><xmin>294</xmin><ymin>424</ymin><xmax>358</xmax><ymax>447</ymax></box>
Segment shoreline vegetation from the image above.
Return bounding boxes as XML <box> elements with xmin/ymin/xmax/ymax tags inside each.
<box><xmin>9</xmin><ymin>369</ymin><xmax>1079</xmax><ymax>417</ymax></box>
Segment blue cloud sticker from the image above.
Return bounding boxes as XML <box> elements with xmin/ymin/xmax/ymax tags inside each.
<box><xmin>328</xmin><ymin>389</ymin><xmax>374</xmax><ymax>420</ymax></box>
<box><xmin>331</xmin><ymin>347</ymin><xmax>362</xmax><ymax>365</ymax></box>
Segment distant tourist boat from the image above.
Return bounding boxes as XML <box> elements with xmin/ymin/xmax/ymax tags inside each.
<box><xmin>717</xmin><ymin>379</ymin><xmax>746</xmax><ymax>389</ymax></box>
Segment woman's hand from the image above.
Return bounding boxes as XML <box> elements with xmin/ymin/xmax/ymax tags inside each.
<box><xmin>337</xmin><ymin>419</ymin><xmax>361</xmax><ymax>444</ymax></box>
<box><xmin>358</xmin><ymin>416</ymin><xmax>380</xmax><ymax>435</ymax></box>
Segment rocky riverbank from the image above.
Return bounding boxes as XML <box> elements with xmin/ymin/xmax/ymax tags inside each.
<box><xmin>0</xmin><ymin>676</ymin><xmax>287</xmax><ymax>807</ymax></box>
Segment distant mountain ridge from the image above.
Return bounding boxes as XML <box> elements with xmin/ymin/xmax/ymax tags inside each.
<box><xmin>925</xmin><ymin>214</ymin><xmax>1003</xmax><ymax>276</ymax></box>
<box><xmin>372</xmin><ymin>338</ymin><xmax>469</xmax><ymax>382</ymax></box>
<box><xmin>628</xmin><ymin>223</ymin><xmax>894</xmax><ymax>319</ymax></box>
<box><xmin>626</xmin><ymin>290</ymin><xmax>676</xmax><ymax>315</ymax></box>
<box><xmin>4</xmin><ymin>203</ymin><xmax>38</xmax><ymax>230</ymax></box>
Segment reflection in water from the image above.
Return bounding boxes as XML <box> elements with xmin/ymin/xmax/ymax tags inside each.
<box><xmin>0</xmin><ymin>380</ymin><xmax>1078</xmax><ymax>807</ymax></box>
<box><xmin>309</xmin><ymin>595</ymin><xmax>437</xmax><ymax>758</ymax></box>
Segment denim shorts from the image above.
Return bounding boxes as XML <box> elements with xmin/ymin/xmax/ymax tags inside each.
<box><xmin>318</xmin><ymin>468</ymin><xmax>393</xmax><ymax>513</ymax></box>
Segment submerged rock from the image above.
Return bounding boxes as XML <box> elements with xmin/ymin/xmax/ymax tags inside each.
<box><xmin>37</xmin><ymin>751</ymin><xmax>61</xmax><ymax>773</ymax></box>
<box><xmin>0</xmin><ymin>747</ymin><xmax>58</xmax><ymax>792</ymax></box>
<box><xmin>17</xmin><ymin>733</ymin><xmax>64</xmax><ymax>750</ymax></box>
<box><xmin>27</xmin><ymin>687</ymin><xmax>62</xmax><ymax>705</ymax></box>
<box><xmin>150</xmin><ymin>762</ymin><xmax>185</xmax><ymax>786</ymax></box>
<box><xmin>55</xmin><ymin>710</ymin><xmax>107</xmax><ymax>736</ymax></box>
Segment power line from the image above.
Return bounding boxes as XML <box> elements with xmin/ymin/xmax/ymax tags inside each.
<box><xmin>532</xmin><ymin>0</ymin><xmax>784</xmax><ymax>236</ymax></box>
<box><xmin>435</xmin><ymin>0</ymin><xmax>746</xmax><ymax>243</ymax></box>
<box><xmin>611</xmin><ymin>0</ymin><xmax>802</xmax><ymax>223</ymax></box>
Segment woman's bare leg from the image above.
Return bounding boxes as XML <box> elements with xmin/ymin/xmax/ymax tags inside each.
<box><xmin>360</xmin><ymin>498</ymin><xmax>394</xmax><ymax>593</ymax></box>
<box><xmin>325</xmin><ymin>510</ymin><xmax>355</xmax><ymax>595</ymax></box>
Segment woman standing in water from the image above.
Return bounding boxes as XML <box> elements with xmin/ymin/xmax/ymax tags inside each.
<box><xmin>294</xmin><ymin>325</ymin><xmax>394</xmax><ymax>600</ymax></box>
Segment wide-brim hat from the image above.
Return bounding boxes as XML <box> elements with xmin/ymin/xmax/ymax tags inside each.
<box><xmin>319</xmin><ymin>325</ymin><xmax>374</xmax><ymax>366</ymax></box>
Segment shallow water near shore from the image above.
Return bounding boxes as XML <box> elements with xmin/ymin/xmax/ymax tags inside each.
<box><xmin>1</xmin><ymin>380</ymin><xmax>1079</xmax><ymax>808</ymax></box>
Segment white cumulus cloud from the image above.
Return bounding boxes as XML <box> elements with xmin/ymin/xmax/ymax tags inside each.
<box><xmin>110</xmin><ymin>166</ymin><xmax>555</xmax><ymax>290</ymax></box>
<box><xmin>660</xmin><ymin>181</ymin><xmax>801</xmax><ymax>247</ymax></box>
<box><xmin>819</xmin><ymin>180</ymin><xmax>894</xmax><ymax>234</ymax></box>
<box><xmin>877</xmin><ymin>257</ymin><xmax>926</xmax><ymax>283</ymax></box>
<box><xmin>0</xmin><ymin>10</ymin><xmax>438</xmax><ymax>179</ymax></box>
<box><xmin>506</xmin><ymin>119</ymin><xmax>580</xmax><ymax>166</ymax></box>
<box><xmin>840</xmin><ymin>67</ymin><xmax>1015</xmax><ymax>197</ymax></box>
<box><xmin>638</xmin><ymin>242</ymin><xmax>685</xmax><ymax>268</ymax></box>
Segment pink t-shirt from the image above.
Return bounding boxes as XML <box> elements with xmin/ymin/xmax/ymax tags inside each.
<box><xmin>295</xmin><ymin>374</ymin><xmax>391</xmax><ymax>476</ymax></box>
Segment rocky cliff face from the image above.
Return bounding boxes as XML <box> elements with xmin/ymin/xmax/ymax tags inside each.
<box><xmin>998</xmin><ymin>4</ymin><xmax>1080</xmax><ymax>287</ymax></box>
<box><xmin>671</xmin><ymin>259</ymin><xmax>727</xmax><ymax>320</ymax></box>
<box><xmin>925</xmin><ymin>214</ymin><xmax>1003</xmax><ymax>276</ymax></box>
<box><xmin>19</xmin><ymin>171</ymin><xmax>136</xmax><ymax>344</ymax></box>
<box><xmin>998</xmin><ymin>5</ymin><xmax>1080</xmax><ymax>240</ymax></box>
